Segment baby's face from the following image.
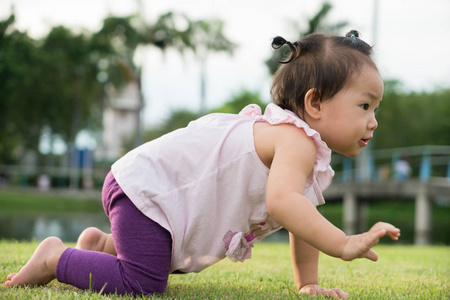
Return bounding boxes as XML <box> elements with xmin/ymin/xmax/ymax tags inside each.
<box><xmin>313</xmin><ymin>65</ymin><xmax>384</xmax><ymax>157</ymax></box>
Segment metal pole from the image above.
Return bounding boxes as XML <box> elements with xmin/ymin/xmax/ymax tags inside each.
<box><xmin>344</xmin><ymin>191</ymin><xmax>358</xmax><ymax>235</ymax></box>
<box><xmin>415</xmin><ymin>184</ymin><xmax>431</xmax><ymax>245</ymax></box>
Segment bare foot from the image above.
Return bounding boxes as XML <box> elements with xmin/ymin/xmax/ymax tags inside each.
<box><xmin>5</xmin><ymin>236</ymin><xmax>66</xmax><ymax>287</ymax></box>
<box><xmin>76</xmin><ymin>227</ymin><xmax>116</xmax><ymax>256</ymax></box>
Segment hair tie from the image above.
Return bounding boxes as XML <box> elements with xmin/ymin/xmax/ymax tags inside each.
<box><xmin>272</xmin><ymin>36</ymin><xmax>288</xmax><ymax>49</ymax></box>
<box><xmin>345</xmin><ymin>30</ymin><xmax>360</xmax><ymax>38</ymax></box>
<box><xmin>271</xmin><ymin>36</ymin><xmax>298</xmax><ymax>64</ymax></box>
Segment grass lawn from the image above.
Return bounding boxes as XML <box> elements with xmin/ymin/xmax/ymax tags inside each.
<box><xmin>1</xmin><ymin>240</ymin><xmax>448</xmax><ymax>299</ymax></box>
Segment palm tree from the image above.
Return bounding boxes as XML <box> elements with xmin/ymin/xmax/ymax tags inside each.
<box><xmin>188</xmin><ymin>19</ymin><xmax>236</xmax><ymax>114</ymax></box>
<box><xmin>93</xmin><ymin>11</ymin><xmax>194</xmax><ymax>147</ymax></box>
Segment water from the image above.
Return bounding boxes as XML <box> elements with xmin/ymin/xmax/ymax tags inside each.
<box><xmin>0</xmin><ymin>213</ymin><xmax>110</xmax><ymax>242</ymax></box>
<box><xmin>0</xmin><ymin>213</ymin><xmax>290</xmax><ymax>243</ymax></box>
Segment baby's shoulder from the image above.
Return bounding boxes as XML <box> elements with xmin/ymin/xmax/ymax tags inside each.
<box><xmin>254</xmin><ymin>122</ymin><xmax>315</xmax><ymax>144</ymax></box>
<box><xmin>253</xmin><ymin>122</ymin><xmax>316</xmax><ymax>169</ymax></box>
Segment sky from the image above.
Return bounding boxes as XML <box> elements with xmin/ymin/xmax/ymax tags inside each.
<box><xmin>1</xmin><ymin>0</ymin><xmax>450</xmax><ymax>128</ymax></box>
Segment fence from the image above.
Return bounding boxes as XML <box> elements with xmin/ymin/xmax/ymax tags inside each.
<box><xmin>325</xmin><ymin>145</ymin><xmax>450</xmax><ymax>245</ymax></box>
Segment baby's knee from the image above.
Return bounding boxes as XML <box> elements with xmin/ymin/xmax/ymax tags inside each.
<box><xmin>79</xmin><ymin>227</ymin><xmax>101</xmax><ymax>241</ymax></box>
<box><xmin>76</xmin><ymin>227</ymin><xmax>105</xmax><ymax>250</ymax></box>
<box><xmin>45</xmin><ymin>236</ymin><xmax>63</xmax><ymax>244</ymax></box>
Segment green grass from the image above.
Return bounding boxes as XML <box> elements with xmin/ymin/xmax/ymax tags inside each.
<box><xmin>1</xmin><ymin>240</ymin><xmax>449</xmax><ymax>299</ymax></box>
<box><xmin>1</xmin><ymin>189</ymin><xmax>449</xmax><ymax>298</ymax></box>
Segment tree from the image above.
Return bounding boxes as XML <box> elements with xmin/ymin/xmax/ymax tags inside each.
<box><xmin>266</xmin><ymin>2</ymin><xmax>348</xmax><ymax>75</ymax></box>
<box><xmin>0</xmin><ymin>15</ymin><xmax>49</xmax><ymax>163</ymax></box>
<box><xmin>42</xmin><ymin>26</ymin><xmax>104</xmax><ymax>142</ymax></box>
<box><xmin>0</xmin><ymin>14</ymin><xmax>111</xmax><ymax>168</ymax></box>
<box><xmin>0</xmin><ymin>12</ymin><xmax>234</xmax><ymax>166</ymax></box>
<box><xmin>374</xmin><ymin>83</ymin><xmax>450</xmax><ymax>149</ymax></box>
<box><xmin>95</xmin><ymin>13</ymin><xmax>236</xmax><ymax>153</ymax></box>
<box><xmin>93</xmin><ymin>12</ymin><xmax>196</xmax><ymax>147</ymax></box>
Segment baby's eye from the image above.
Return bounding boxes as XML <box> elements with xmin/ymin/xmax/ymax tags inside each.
<box><xmin>361</xmin><ymin>103</ymin><xmax>370</xmax><ymax>110</ymax></box>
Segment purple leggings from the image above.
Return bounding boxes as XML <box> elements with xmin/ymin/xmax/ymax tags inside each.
<box><xmin>56</xmin><ymin>171</ymin><xmax>173</xmax><ymax>295</ymax></box>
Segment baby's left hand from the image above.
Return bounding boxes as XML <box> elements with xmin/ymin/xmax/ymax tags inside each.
<box><xmin>299</xmin><ymin>284</ymin><xmax>349</xmax><ymax>299</ymax></box>
<box><xmin>341</xmin><ymin>222</ymin><xmax>400</xmax><ymax>262</ymax></box>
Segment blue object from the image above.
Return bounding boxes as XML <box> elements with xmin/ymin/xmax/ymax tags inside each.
<box><xmin>419</xmin><ymin>155</ymin><xmax>431</xmax><ymax>182</ymax></box>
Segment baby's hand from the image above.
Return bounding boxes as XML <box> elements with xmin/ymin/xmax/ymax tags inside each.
<box><xmin>341</xmin><ymin>222</ymin><xmax>400</xmax><ymax>261</ymax></box>
<box><xmin>299</xmin><ymin>284</ymin><xmax>349</xmax><ymax>299</ymax></box>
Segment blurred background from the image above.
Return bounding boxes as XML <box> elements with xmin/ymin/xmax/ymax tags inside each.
<box><xmin>0</xmin><ymin>0</ymin><xmax>449</xmax><ymax>245</ymax></box>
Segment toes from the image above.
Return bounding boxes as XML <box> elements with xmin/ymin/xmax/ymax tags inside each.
<box><xmin>6</xmin><ymin>273</ymin><xmax>17</xmax><ymax>281</ymax></box>
<box><xmin>5</xmin><ymin>273</ymin><xmax>19</xmax><ymax>287</ymax></box>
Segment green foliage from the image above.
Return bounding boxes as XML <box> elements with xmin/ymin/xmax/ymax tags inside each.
<box><xmin>144</xmin><ymin>12</ymin><xmax>194</xmax><ymax>52</ymax></box>
<box><xmin>188</xmin><ymin>19</ymin><xmax>237</xmax><ymax>58</ymax></box>
<box><xmin>41</xmin><ymin>26</ymin><xmax>105</xmax><ymax>141</ymax></box>
<box><xmin>374</xmin><ymin>81</ymin><xmax>450</xmax><ymax>149</ymax></box>
<box><xmin>0</xmin><ymin>241</ymin><xmax>448</xmax><ymax>299</ymax></box>
<box><xmin>0</xmin><ymin>16</ymin><xmax>48</xmax><ymax>162</ymax></box>
<box><xmin>0</xmin><ymin>12</ymin><xmax>236</xmax><ymax>163</ymax></box>
<box><xmin>0</xmin><ymin>16</ymin><xmax>106</xmax><ymax>163</ymax></box>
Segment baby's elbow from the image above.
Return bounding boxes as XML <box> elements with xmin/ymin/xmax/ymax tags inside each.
<box><xmin>265</xmin><ymin>193</ymin><xmax>283</xmax><ymax>220</ymax></box>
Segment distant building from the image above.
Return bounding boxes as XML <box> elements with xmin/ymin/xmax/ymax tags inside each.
<box><xmin>98</xmin><ymin>82</ymin><xmax>142</xmax><ymax>162</ymax></box>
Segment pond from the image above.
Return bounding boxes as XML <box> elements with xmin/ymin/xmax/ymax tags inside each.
<box><xmin>0</xmin><ymin>213</ymin><xmax>290</xmax><ymax>243</ymax></box>
<box><xmin>0</xmin><ymin>213</ymin><xmax>111</xmax><ymax>242</ymax></box>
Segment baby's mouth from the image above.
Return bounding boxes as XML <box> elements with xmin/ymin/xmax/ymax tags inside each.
<box><xmin>359</xmin><ymin>137</ymin><xmax>372</xmax><ymax>147</ymax></box>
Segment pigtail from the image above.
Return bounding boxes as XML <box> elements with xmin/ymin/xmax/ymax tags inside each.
<box><xmin>271</xmin><ymin>36</ymin><xmax>301</xmax><ymax>64</ymax></box>
<box><xmin>343</xmin><ymin>30</ymin><xmax>372</xmax><ymax>55</ymax></box>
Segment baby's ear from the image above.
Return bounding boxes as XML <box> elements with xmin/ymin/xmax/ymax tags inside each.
<box><xmin>304</xmin><ymin>89</ymin><xmax>322</xmax><ymax>119</ymax></box>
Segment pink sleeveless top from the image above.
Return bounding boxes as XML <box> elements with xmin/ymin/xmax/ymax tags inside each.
<box><xmin>111</xmin><ymin>104</ymin><xmax>334</xmax><ymax>273</ymax></box>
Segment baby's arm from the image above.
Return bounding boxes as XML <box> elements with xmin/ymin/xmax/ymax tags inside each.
<box><xmin>265</xmin><ymin>125</ymin><xmax>347</xmax><ymax>257</ymax></box>
<box><xmin>264</xmin><ymin>125</ymin><xmax>400</xmax><ymax>260</ymax></box>
<box><xmin>290</xmin><ymin>233</ymin><xmax>349</xmax><ymax>298</ymax></box>
<box><xmin>289</xmin><ymin>232</ymin><xmax>318</xmax><ymax>289</ymax></box>
<box><xmin>271</xmin><ymin>189</ymin><xmax>399</xmax><ymax>260</ymax></box>
<box><xmin>259</xmin><ymin>124</ymin><xmax>399</xmax><ymax>298</ymax></box>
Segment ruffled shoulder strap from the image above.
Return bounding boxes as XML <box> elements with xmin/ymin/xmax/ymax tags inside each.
<box><xmin>239</xmin><ymin>103</ymin><xmax>335</xmax><ymax>206</ymax></box>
